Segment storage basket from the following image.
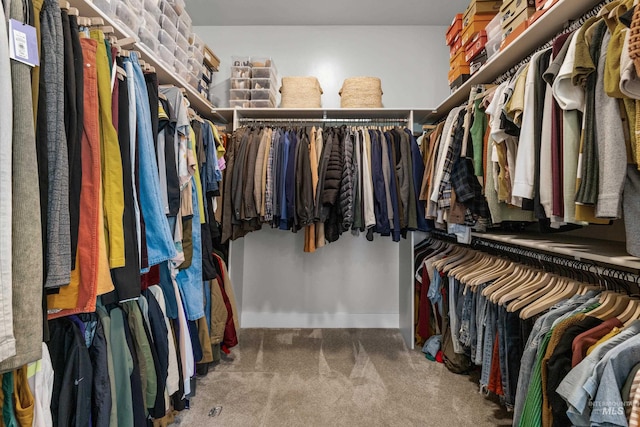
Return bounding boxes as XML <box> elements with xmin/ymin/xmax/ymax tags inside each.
<box><xmin>280</xmin><ymin>77</ymin><xmax>323</xmax><ymax>108</ymax></box>
<box><xmin>339</xmin><ymin>77</ymin><xmax>383</xmax><ymax>108</ymax></box>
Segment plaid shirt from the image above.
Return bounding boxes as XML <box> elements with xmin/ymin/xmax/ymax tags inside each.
<box><xmin>264</xmin><ymin>129</ymin><xmax>278</xmax><ymax>222</ymax></box>
<box><xmin>437</xmin><ymin>110</ymin><xmax>466</xmax><ymax>209</ymax></box>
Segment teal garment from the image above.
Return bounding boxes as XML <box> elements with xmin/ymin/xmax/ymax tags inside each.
<box><xmin>2</xmin><ymin>372</ymin><xmax>17</xmax><ymax>427</ymax></box>
<box><xmin>110</xmin><ymin>307</ymin><xmax>135</xmax><ymax>427</ymax></box>
<box><xmin>470</xmin><ymin>99</ymin><xmax>487</xmax><ymax>177</ymax></box>
<box><xmin>97</xmin><ymin>303</ymin><xmax>118</xmax><ymax>427</ymax></box>
<box><xmin>519</xmin><ymin>331</ymin><xmax>552</xmax><ymax>427</ymax></box>
<box><xmin>122</xmin><ymin>300</ymin><xmax>157</xmax><ymax>413</ymax></box>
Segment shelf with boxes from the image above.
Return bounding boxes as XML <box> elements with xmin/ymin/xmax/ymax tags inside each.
<box><xmin>431</xmin><ymin>0</ymin><xmax>605</xmax><ymax>123</ymax></box>
<box><xmin>74</xmin><ymin>0</ymin><xmax>220</xmax><ymax>119</ymax></box>
<box><xmin>229</xmin><ymin>57</ymin><xmax>280</xmax><ymax>108</ymax></box>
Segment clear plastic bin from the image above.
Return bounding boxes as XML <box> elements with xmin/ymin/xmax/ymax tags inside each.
<box><xmin>231</xmin><ymin>56</ymin><xmax>251</xmax><ymax>67</ymax></box>
<box><xmin>250</xmin><ymin>100</ymin><xmax>275</xmax><ymax>108</ymax></box>
<box><xmin>231</xmin><ymin>66</ymin><xmax>251</xmax><ymax>79</ymax></box>
<box><xmin>115</xmin><ymin>2</ymin><xmax>141</xmax><ymax>35</ymax></box>
<box><xmin>157</xmin><ymin>44</ymin><xmax>174</xmax><ymax>66</ymax></box>
<box><xmin>158</xmin><ymin>29</ymin><xmax>177</xmax><ymax>54</ymax></box>
<box><xmin>187</xmin><ymin>58</ymin><xmax>203</xmax><ymax>77</ymax></box>
<box><xmin>251</xmin><ymin>88</ymin><xmax>276</xmax><ymax>101</ymax></box>
<box><xmin>138</xmin><ymin>27</ymin><xmax>159</xmax><ymax>52</ymax></box>
<box><xmin>141</xmin><ymin>10</ymin><xmax>161</xmax><ymax>37</ymax></box>
<box><xmin>175</xmin><ymin>32</ymin><xmax>189</xmax><ymax>53</ymax></box>
<box><xmin>144</xmin><ymin>0</ymin><xmax>160</xmax><ymax>11</ymax></box>
<box><xmin>159</xmin><ymin>0</ymin><xmax>179</xmax><ymax>25</ymax></box>
<box><xmin>486</xmin><ymin>35</ymin><xmax>501</xmax><ymax>58</ymax></box>
<box><xmin>251</xmin><ymin>67</ymin><xmax>276</xmax><ymax>79</ymax></box>
<box><xmin>485</xmin><ymin>14</ymin><xmax>501</xmax><ymax>39</ymax></box>
<box><xmin>189</xmin><ymin>34</ymin><xmax>205</xmax><ymax>53</ymax></box>
<box><xmin>188</xmin><ymin>46</ymin><xmax>204</xmax><ymax>66</ymax></box>
<box><xmin>177</xmin><ymin>17</ymin><xmax>191</xmax><ymax>39</ymax></box>
<box><xmin>251</xmin><ymin>77</ymin><xmax>277</xmax><ymax>90</ymax></box>
<box><xmin>230</xmin><ymin>89</ymin><xmax>251</xmax><ymax>100</ymax></box>
<box><xmin>159</xmin><ymin>15</ymin><xmax>178</xmax><ymax>40</ymax></box>
<box><xmin>250</xmin><ymin>57</ymin><xmax>274</xmax><ymax>68</ymax></box>
<box><xmin>231</xmin><ymin>78</ymin><xmax>251</xmax><ymax>90</ymax></box>
<box><xmin>92</xmin><ymin>0</ymin><xmax>115</xmax><ymax>17</ymax></box>
<box><xmin>174</xmin><ymin>59</ymin><xmax>189</xmax><ymax>80</ymax></box>
<box><xmin>166</xmin><ymin>0</ymin><xmax>185</xmax><ymax>15</ymax></box>
<box><xmin>187</xmin><ymin>73</ymin><xmax>199</xmax><ymax>88</ymax></box>
<box><xmin>230</xmin><ymin>100</ymin><xmax>251</xmax><ymax>108</ymax></box>
<box><xmin>174</xmin><ymin>47</ymin><xmax>188</xmax><ymax>65</ymax></box>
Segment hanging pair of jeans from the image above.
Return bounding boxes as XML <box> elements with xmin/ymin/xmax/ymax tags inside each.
<box><xmin>124</xmin><ymin>53</ymin><xmax>176</xmax><ymax>268</ymax></box>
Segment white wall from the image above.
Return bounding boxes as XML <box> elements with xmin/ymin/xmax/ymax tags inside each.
<box><xmin>195</xmin><ymin>25</ymin><xmax>450</xmax><ymax>109</ymax></box>
<box><xmin>197</xmin><ymin>24</ymin><xmax>448</xmax><ymax>329</ymax></box>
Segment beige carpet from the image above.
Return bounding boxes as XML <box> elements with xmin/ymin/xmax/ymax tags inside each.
<box><xmin>175</xmin><ymin>329</ymin><xmax>512</xmax><ymax>426</ymax></box>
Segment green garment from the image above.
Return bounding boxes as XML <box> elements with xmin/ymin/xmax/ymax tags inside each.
<box><xmin>0</xmin><ymin>372</ymin><xmax>17</xmax><ymax>427</ymax></box>
<box><xmin>470</xmin><ymin>99</ymin><xmax>487</xmax><ymax>177</ymax></box>
<box><xmin>97</xmin><ymin>304</ymin><xmax>119</xmax><ymax>427</ymax></box>
<box><xmin>122</xmin><ymin>301</ymin><xmax>157</xmax><ymax>413</ymax></box>
<box><xmin>519</xmin><ymin>332</ymin><xmax>552</xmax><ymax>426</ymax></box>
<box><xmin>110</xmin><ymin>307</ymin><xmax>135</xmax><ymax>427</ymax></box>
<box><xmin>572</xmin><ymin>16</ymin><xmax>602</xmax><ymax>88</ymax></box>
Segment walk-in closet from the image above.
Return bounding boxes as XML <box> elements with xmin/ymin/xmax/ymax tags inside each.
<box><xmin>2</xmin><ymin>0</ymin><xmax>640</xmax><ymax>425</ymax></box>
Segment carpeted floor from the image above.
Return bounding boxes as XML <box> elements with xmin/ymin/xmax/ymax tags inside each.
<box><xmin>176</xmin><ymin>329</ymin><xmax>513</xmax><ymax>426</ymax></box>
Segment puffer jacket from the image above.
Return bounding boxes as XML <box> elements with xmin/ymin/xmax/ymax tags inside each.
<box><xmin>321</xmin><ymin>128</ymin><xmax>344</xmax><ymax>207</ymax></box>
<box><xmin>339</xmin><ymin>131</ymin><xmax>355</xmax><ymax>230</ymax></box>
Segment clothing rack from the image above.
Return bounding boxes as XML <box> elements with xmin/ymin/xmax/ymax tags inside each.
<box><xmin>493</xmin><ymin>0</ymin><xmax>611</xmax><ymax>85</ymax></box>
<box><xmin>237</xmin><ymin>117</ymin><xmax>409</xmax><ymax>126</ymax></box>
<box><xmin>425</xmin><ymin>230</ymin><xmax>640</xmax><ymax>292</ymax></box>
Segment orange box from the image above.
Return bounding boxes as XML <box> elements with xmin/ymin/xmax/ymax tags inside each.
<box><xmin>446</xmin><ymin>14</ymin><xmax>463</xmax><ymax>45</ymax></box>
<box><xmin>449</xmin><ymin>48</ymin><xmax>470</xmax><ymax>71</ymax></box>
<box><xmin>450</xmin><ymin>36</ymin><xmax>463</xmax><ymax>57</ymax></box>
<box><xmin>448</xmin><ymin>67</ymin><xmax>471</xmax><ymax>84</ymax></box>
<box><xmin>465</xmin><ymin>31</ymin><xmax>488</xmax><ymax>62</ymax></box>
<box><xmin>501</xmin><ymin>19</ymin><xmax>528</xmax><ymax>50</ymax></box>
<box><xmin>461</xmin><ymin>15</ymin><xmax>495</xmax><ymax>46</ymax></box>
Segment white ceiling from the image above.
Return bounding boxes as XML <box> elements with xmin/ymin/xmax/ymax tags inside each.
<box><xmin>185</xmin><ymin>0</ymin><xmax>471</xmax><ymax>26</ymax></box>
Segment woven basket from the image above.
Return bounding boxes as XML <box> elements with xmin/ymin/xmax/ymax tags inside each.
<box><xmin>280</xmin><ymin>77</ymin><xmax>323</xmax><ymax>108</ymax></box>
<box><xmin>339</xmin><ymin>77</ymin><xmax>383</xmax><ymax>108</ymax></box>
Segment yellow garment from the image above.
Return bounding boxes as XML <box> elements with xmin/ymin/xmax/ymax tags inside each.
<box><xmin>211</xmin><ymin>125</ymin><xmax>226</xmax><ymax>159</ymax></box>
<box><xmin>587</xmin><ymin>327</ymin><xmax>623</xmax><ymax>356</ymax></box>
<box><xmin>91</xmin><ymin>30</ymin><xmax>125</xmax><ymax>268</ymax></box>
<box><xmin>505</xmin><ymin>64</ymin><xmax>529</xmax><ymax>126</ymax></box>
<box><xmin>304</xmin><ymin>127</ymin><xmax>319</xmax><ymax>253</ymax></box>
<box><xmin>13</xmin><ymin>366</ymin><xmax>34</xmax><ymax>427</ymax></box>
<box><xmin>189</xmin><ymin>127</ymin><xmax>206</xmax><ymax>223</ymax></box>
<box><xmin>96</xmin><ymin>173</ymin><xmax>116</xmax><ymax>295</ymax></box>
<box><xmin>604</xmin><ymin>2</ymin><xmax>629</xmax><ymax>98</ymax></box>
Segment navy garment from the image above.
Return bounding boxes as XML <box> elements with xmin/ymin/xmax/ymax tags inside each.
<box><xmin>78</xmin><ymin>313</ymin><xmax>111</xmax><ymax>427</ymax></box>
<box><xmin>159</xmin><ymin>261</ymin><xmax>178</xmax><ymax>319</ymax></box>
<box><xmin>278</xmin><ymin>131</ymin><xmax>291</xmax><ymax>229</ymax></box>
<box><xmin>405</xmin><ymin>129</ymin><xmax>432</xmax><ymax>232</ymax></box>
<box><xmin>140</xmin><ymin>294</ymin><xmax>167</xmax><ymax>418</ymax></box>
<box><xmin>284</xmin><ymin>130</ymin><xmax>299</xmax><ymax>230</ymax></box>
<box><xmin>47</xmin><ymin>317</ymin><xmax>93</xmax><ymax>427</ymax></box>
<box><xmin>385</xmin><ymin>131</ymin><xmax>401</xmax><ymax>242</ymax></box>
<box><xmin>370</xmin><ymin>130</ymin><xmax>390</xmax><ymax>236</ymax></box>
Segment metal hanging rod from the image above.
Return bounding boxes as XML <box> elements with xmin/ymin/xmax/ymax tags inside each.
<box><xmin>237</xmin><ymin>117</ymin><xmax>408</xmax><ymax>124</ymax></box>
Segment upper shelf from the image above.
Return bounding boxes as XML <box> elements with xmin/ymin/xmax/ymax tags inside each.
<box><xmin>72</xmin><ymin>0</ymin><xmax>218</xmax><ymax>120</ymax></box>
<box><xmin>471</xmin><ymin>232</ymin><xmax>640</xmax><ymax>273</ymax></box>
<box><xmin>426</xmin><ymin>0</ymin><xmax>606</xmax><ymax>123</ymax></box>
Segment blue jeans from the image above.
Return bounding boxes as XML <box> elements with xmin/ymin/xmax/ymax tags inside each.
<box><xmin>480</xmin><ymin>298</ymin><xmax>496</xmax><ymax>391</ymax></box>
<box><xmin>175</xmin><ymin>175</ymin><xmax>205</xmax><ymax>321</ymax></box>
<box><xmin>125</xmin><ymin>53</ymin><xmax>176</xmax><ymax>268</ymax></box>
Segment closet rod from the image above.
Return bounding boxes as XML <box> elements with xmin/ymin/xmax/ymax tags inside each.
<box><xmin>425</xmin><ymin>230</ymin><xmax>640</xmax><ymax>287</ymax></box>
<box><xmin>493</xmin><ymin>0</ymin><xmax>611</xmax><ymax>85</ymax></box>
<box><xmin>237</xmin><ymin>117</ymin><xmax>408</xmax><ymax>124</ymax></box>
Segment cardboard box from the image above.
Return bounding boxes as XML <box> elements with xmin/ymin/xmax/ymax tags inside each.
<box><xmin>449</xmin><ymin>73</ymin><xmax>470</xmax><ymax>91</ymax></box>
<box><xmin>461</xmin><ymin>15</ymin><xmax>494</xmax><ymax>46</ymax></box>
<box><xmin>502</xmin><ymin>7</ymin><xmax>532</xmax><ymax>38</ymax></box>
<box><xmin>449</xmin><ymin>48</ymin><xmax>470</xmax><ymax>71</ymax></box>
<box><xmin>450</xmin><ymin>36</ymin><xmax>463</xmax><ymax>57</ymax></box>
<box><xmin>501</xmin><ymin>19</ymin><xmax>528</xmax><ymax>50</ymax></box>
<box><xmin>446</xmin><ymin>14</ymin><xmax>463</xmax><ymax>45</ymax></box>
<box><xmin>500</xmin><ymin>0</ymin><xmax>536</xmax><ymax>26</ymax></box>
<box><xmin>465</xmin><ymin>31</ymin><xmax>488</xmax><ymax>62</ymax></box>
<box><xmin>463</xmin><ymin>0</ymin><xmax>502</xmax><ymax>28</ymax></box>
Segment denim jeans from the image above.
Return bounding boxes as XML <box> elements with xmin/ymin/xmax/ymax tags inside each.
<box><xmin>175</xmin><ymin>176</ymin><xmax>204</xmax><ymax>321</ymax></box>
<box><xmin>125</xmin><ymin>53</ymin><xmax>176</xmax><ymax>267</ymax></box>
<box><xmin>448</xmin><ymin>276</ymin><xmax>463</xmax><ymax>354</ymax></box>
<box><xmin>459</xmin><ymin>283</ymin><xmax>474</xmax><ymax>348</ymax></box>
<box><xmin>475</xmin><ymin>286</ymin><xmax>489</xmax><ymax>365</ymax></box>
<box><xmin>480</xmin><ymin>299</ymin><xmax>496</xmax><ymax>392</ymax></box>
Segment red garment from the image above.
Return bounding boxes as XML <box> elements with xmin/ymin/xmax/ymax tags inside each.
<box><xmin>140</xmin><ymin>265</ymin><xmax>160</xmax><ymax>291</ymax></box>
<box><xmin>213</xmin><ymin>255</ymin><xmax>238</xmax><ymax>348</ymax></box>
<box><xmin>571</xmin><ymin>317</ymin><xmax>623</xmax><ymax>367</ymax></box>
<box><xmin>416</xmin><ymin>265</ymin><xmax>432</xmax><ymax>341</ymax></box>
<box><xmin>488</xmin><ymin>332</ymin><xmax>504</xmax><ymax>396</ymax></box>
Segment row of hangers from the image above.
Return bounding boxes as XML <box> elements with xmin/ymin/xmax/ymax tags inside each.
<box><xmin>416</xmin><ymin>237</ymin><xmax>640</xmax><ymax>325</ymax></box>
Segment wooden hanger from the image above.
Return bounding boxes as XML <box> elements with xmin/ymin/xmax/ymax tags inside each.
<box><xmin>520</xmin><ymin>279</ymin><xmax>579</xmax><ymax>319</ymax></box>
<box><xmin>158</xmin><ymin>92</ymin><xmax>168</xmax><ymax>101</ymax></box>
<box><xmin>100</xmin><ymin>26</ymin><xmax>114</xmax><ymax>35</ymax></box>
<box><xmin>59</xmin><ymin>0</ymin><xmax>69</xmax><ymax>10</ymax></box>
<box><xmin>116</xmin><ymin>65</ymin><xmax>126</xmax><ymax>81</ymax></box>
<box><xmin>67</xmin><ymin>7</ymin><xmax>79</xmax><ymax>16</ymax></box>
<box><xmin>508</xmin><ymin>275</ymin><xmax>561</xmax><ymax>313</ymax></box>
<box><xmin>89</xmin><ymin>17</ymin><xmax>104</xmax><ymax>27</ymax></box>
